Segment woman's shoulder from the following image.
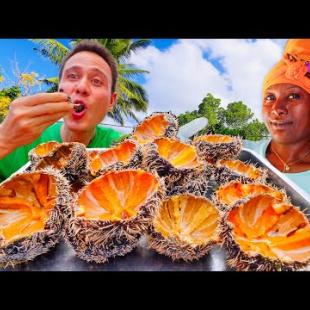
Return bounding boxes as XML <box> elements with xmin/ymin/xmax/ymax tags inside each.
<box><xmin>243</xmin><ymin>138</ymin><xmax>271</xmax><ymax>157</ymax></box>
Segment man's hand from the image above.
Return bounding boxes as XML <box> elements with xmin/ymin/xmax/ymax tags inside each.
<box><xmin>0</xmin><ymin>92</ymin><xmax>73</xmax><ymax>158</ymax></box>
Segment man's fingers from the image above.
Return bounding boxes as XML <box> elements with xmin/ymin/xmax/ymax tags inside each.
<box><xmin>29</xmin><ymin>102</ymin><xmax>73</xmax><ymax>117</ymax></box>
<box><xmin>23</xmin><ymin>92</ymin><xmax>71</xmax><ymax>106</ymax></box>
<box><xmin>31</xmin><ymin>111</ymin><xmax>69</xmax><ymax>127</ymax></box>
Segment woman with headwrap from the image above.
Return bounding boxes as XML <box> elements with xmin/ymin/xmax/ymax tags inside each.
<box><xmin>248</xmin><ymin>39</ymin><xmax>310</xmax><ymax>195</ymax></box>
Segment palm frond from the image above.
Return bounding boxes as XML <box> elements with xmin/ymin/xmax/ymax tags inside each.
<box><xmin>119</xmin><ymin>39</ymin><xmax>151</xmax><ymax>60</ymax></box>
<box><xmin>30</xmin><ymin>39</ymin><xmax>69</xmax><ymax>66</ymax></box>
<box><xmin>118</xmin><ymin>63</ymin><xmax>149</xmax><ymax>77</ymax></box>
<box><xmin>118</xmin><ymin>77</ymin><xmax>148</xmax><ymax>104</ymax></box>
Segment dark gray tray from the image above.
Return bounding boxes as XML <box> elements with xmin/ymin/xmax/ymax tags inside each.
<box><xmin>2</xmin><ymin>149</ymin><xmax>310</xmax><ymax>271</ymax></box>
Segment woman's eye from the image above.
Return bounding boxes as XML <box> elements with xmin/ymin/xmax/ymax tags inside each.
<box><xmin>288</xmin><ymin>93</ymin><xmax>300</xmax><ymax>100</ymax></box>
<box><xmin>264</xmin><ymin>94</ymin><xmax>275</xmax><ymax>102</ymax></box>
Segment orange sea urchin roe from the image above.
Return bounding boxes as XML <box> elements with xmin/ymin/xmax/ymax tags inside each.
<box><xmin>0</xmin><ymin>173</ymin><xmax>57</xmax><ymax>244</ymax></box>
<box><xmin>218</xmin><ymin>159</ymin><xmax>262</xmax><ymax>180</ymax></box>
<box><xmin>133</xmin><ymin>114</ymin><xmax>169</xmax><ymax>144</ymax></box>
<box><xmin>32</xmin><ymin>141</ymin><xmax>59</xmax><ymax>156</ymax></box>
<box><xmin>194</xmin><ymin>135</ymin><xmax>234</xmax><ymax>144</ymax></box>
<box><xmin>154</xmin><ymin>138</ymin><xmax>201</xmax><ymax>169</ymax></box>
<box><xmin>216</xmin><ymin>182</ymin><xmax>286</xmax><ymax>207</ymax></box>
<box><xmin>227</xmin><ymin>194</ymin><xmax>310</xmax><ymax>263</ymax></box>
<box><xmin>77</xmin><ymin>170</ymin><xmax>160</xmax><ymax>221</ymax></box>
<box><xmin>153</xmin><ymin>195</ymin><xmax>219</xmax><ymax>246</ymax></box>
<box><xmin>89</xmin><ymin>140</ymin><xmax>137</xmax><ymax>174</ymax></box>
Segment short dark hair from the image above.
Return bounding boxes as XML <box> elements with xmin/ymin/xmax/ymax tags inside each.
<box><xmin>59</xmin><ymin>39</ymin><xmax>118</xmax><ymax>92</ymax></box>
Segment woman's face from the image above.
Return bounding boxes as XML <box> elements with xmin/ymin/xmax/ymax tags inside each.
<box><xmin>262</xmin><ymin>83</ymin><xmax>310</xmax><ymax>145</ymax></box>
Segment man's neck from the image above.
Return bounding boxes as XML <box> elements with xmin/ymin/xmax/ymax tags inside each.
<box><xmin>61</xmin><ymin>124</ymin><xmax>96</xmax><ymax>146</ymax></box>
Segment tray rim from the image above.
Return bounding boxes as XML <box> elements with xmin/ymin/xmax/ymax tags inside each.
<box><xmin>243</xmin><ymin>147</ymin><xmax>310</xmax><ymax>203</ymax></box>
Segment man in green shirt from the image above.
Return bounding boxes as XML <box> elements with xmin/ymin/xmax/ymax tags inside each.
<box><xmin>0</xmin><ymin>40</ymin><xmax>122</xmax><ymax>182</ymax></box>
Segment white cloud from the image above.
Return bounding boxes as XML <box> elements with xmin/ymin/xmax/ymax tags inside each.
<box><xmin>128</xmin><ymin>39</ymin><xmax>286</xmax><ymax>121</ymax></box>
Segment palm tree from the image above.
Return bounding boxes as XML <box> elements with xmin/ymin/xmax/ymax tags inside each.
<box><xmin>31</xmin><ymin>39</ymin><xmax>150</xmax><ymax>125</ymax></box>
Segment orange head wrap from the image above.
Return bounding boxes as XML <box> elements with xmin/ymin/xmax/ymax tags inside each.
<box><xmin>263</xmin><ymin>39</ymin><xmax>310</xmax><ymax>95</ymax></box>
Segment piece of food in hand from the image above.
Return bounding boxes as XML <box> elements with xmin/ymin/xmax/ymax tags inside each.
<box><xmin>148</xmin><ymin>194</ymin><xmax>220</xmax><ymax>261</ymax></box>
<box><xmin>65</xmin><ymin>169</ymin><xmax>164</xmax><ymax>263</ymax></box>
<box><xmin>214</xmin><ymin>159</ymin><xmax>268</xmax><ymax>184</ymax></box>
<box><xmin>88</xmin><ymin>139</ymin><xmax>143</xmax><ymax>178</ymax></box>
<box><xmin>131</xmin><ymin>112</ymin><xmax>178</xmax><ymax>145</ymax></box>
<box><xmin>214</xmin><ymin>180</ymin><xmax>288</xmax><ymax>211</ymax></box>
<box><xmin>193</xmin><ymin>134</ymin><xmax>242</xmax><ymax>164</ymax></box>
<box><xmin>220</xmin><ymin>194</ymin><xmax>310</xmax><ymax>271</ymax></box>
<box><xmin>28</xmin><ymin>142</ymin><xmax>88</xmax><ymax>184</ymax></box>
<box><xmin>0</xmin><ymin>169</ymin><xmax>72</xmax><ymax>267</ymax></box>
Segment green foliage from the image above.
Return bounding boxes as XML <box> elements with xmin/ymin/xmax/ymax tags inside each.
<box><xmin>224</xmin><ymin>101</ymin><xmax>254</xmax><ymax>128</ymax></box>
<box><xmin>0</xmin><ymin>86</ymin><xmax>21</xmax><ymax>100</ymax></box>
<box><xmin>241</xmin><ymin>119</ymin><xmax>269</xmax><ymax>140</ymax></box>
<box><xmin>0</xmin><ymin>85</ymin><xmax>22</xmax><ymax>122</ymax></box>
<box><xmin>178</xmin><ymin>110</ymin><xmax>200</xmax><ymax>126</ymax></box>
<box><xmin>177</xmin><ymin>93</ymin><xmax>268</xmax><ymax>141</ymax></box>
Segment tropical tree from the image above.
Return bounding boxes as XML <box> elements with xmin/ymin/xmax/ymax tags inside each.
<box><xmin>177</xmin><ymin>93</ymin><xmax>268</xmax><ymax>141</ymax></box>
<box><xmin>0</xmin><ymin>86</ymin><xmax>22</xmax><ymax>122</ymax></box>
<box><xmin>31</xmin><ymin>39</ymin><xmax>151</xmax><ymax>125</ymax></box>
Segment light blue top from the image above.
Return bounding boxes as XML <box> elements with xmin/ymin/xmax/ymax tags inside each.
<box><xmin>244</xmin><ymin>139</ymin><xmax>310</xmax><ymax>196</ymax></box>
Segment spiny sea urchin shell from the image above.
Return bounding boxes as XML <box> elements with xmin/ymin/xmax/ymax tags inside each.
<box><xmin>143</xmin><ymin>137</ymin><xmax>212</xmax><ymax>196</ymax></box>
<box><xmin>28</xmin><ymin>142</ymin><xmax>88</xmax><ymax>184</ymax></box>
<box><xmin>0</xmin><ymin>168</ymin><xmax>72</xmax><ymax>267</ymax></box>
<box><xmin>148</xmin><ymin>193</ymin><xmax>220</xmax><ymax>261</ymax></box>
<box><xmin>193</xmin><ymin>134</ymin><xmax>242</xmax><ymax>164</ymax></box>
<box><xmin>131</xmin><ymin>112</ymin><xmax>178</xmax><ymax>145</ymax></box>
<box><xmin>65</xmin><ymin>169</ymin><xmax>165</xmax><ymax>263</ymax></box>
<box><xmin>88</xmin><ymin>139</ymin><xmax>143</xmax><ymax>178</ymax></box>
<box><xmin>214</xmin><ymin>180</ymin><xmax>288</xmax><ymax>211</ymax></box>
<box><xmin>214</xmin><ymin>159</ymin><xmax>268</xmax><ymax>184</ymax></box>
<box><xmin>220</xmin><ymin>194</ymin><xmax>310</xmax><ymax>271</ymax></box>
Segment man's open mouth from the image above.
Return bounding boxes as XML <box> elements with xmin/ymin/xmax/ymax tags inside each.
<box><xmin>73</xmin><ymin>101</ymin><xmax>87</xmax><ymax>113</ymax></box>
<box><xmin>73</xmin><ymin>103</ymin><xmax>85</xmax><ymax>113</ymax></box>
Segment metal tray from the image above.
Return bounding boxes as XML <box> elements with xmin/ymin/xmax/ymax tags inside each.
<box><xmin>2</xmin><ymin>148</ymin><xmax>310</xmax><ymax>271</ymax></box>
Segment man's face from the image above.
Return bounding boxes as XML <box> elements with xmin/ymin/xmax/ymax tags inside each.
<box><xmin>262</xmin><ymin>83</ymin><xmax>310</xmax><ymax>145</ymax></box>
<box><xmin>59</xmin><ymin>51</ymin><xmax>117</xmax><ymax>132</ymax></box>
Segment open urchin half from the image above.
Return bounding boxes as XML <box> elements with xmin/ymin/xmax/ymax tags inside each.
<box><xmin>131</xmin><ymin>112</ymin><xmax>178</xmax><ymax>145</ymax></box>
<box><xmin>214</xmin><ymin>159</ymin><xmax>268</xmax><ymax>185</ymax></box>
<box><xmin>28</xmin><ymin>142</ymin><xmax>88</xmax><ymax>184</ymax></box>
<box><xmin>28</xmin><ymin>141</ymin><xmax>60</xmax><ymax>166</ymax></box>
<box><xmin>148</xmin><ymin>194</ymin><xmax>220</xmax><ymax>261</ymax></box>
<box><xmin>193</xmin><ymin>134</ymin><xmax>242</xmax><ymax>164</ymax></box>
<box><xmin>88</xmin><ymin>139</ymin><xmax>143</xmax><ymax>178</ymax></box>
<box><xmin>0</xmin><ymin>169</ymin><xmax>72</xmax><ymax>267</ymax></box>
<box><xmin>214</xmin><ymin>180</ymin><xmax>288</xmax><ymax>211</ymax></box>
<box><xmin>143</xmin><ymin>137</ymin><xmax>212</xmax><ymax>196</ymax></box>
<box><xmin>220</xmin><ymin>193</ymin><xmax>310</xmax><ymax>271</ymax></box>
<box><xmin>65</xmin><ymin>169</ymin><xmax>164</xmax><ymax>264</ymax></box>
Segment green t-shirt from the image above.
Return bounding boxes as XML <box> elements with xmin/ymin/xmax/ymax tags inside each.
<box><xmin>0</xmin><ymin>122</ymin><xmax>122</xmax><ymax>182</ymax></box>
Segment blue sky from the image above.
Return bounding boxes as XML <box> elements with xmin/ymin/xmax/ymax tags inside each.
<box><xmin>0</xmin><ymin>39</ymin><xmax>178</xmax><ymax>89</ymax></box>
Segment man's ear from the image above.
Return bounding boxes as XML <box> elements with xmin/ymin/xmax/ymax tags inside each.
<box><xmin>108</xmin><ymin>92</ymin><xmax>118</xmax><ymax>112</ymax></box>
